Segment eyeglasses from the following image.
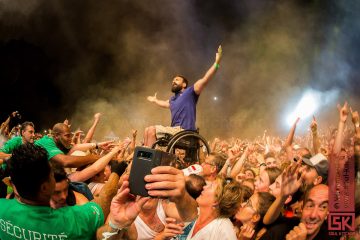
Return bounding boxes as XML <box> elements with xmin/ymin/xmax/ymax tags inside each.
<box><xmin>243</xmin><ymin>199</ymin><xmax>257</xmax><ymax>213</ymax></box>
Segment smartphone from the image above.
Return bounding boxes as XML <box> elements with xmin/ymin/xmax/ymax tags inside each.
<box><xmin>129</xmin><ymin>146</ymin><xmax>176</xmax><ymax>197</ymax></box>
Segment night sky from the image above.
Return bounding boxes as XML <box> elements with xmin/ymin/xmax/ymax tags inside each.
<box><xmin>1</xmin><ymin>0</ymin><xmax>359</xmax><ymax>139</ymax></box>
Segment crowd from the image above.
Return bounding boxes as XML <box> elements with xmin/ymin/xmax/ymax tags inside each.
<box><xmin>0</xmin><ymin>47</ymin><xmax>359</xmax><ymax>240</ymax></box>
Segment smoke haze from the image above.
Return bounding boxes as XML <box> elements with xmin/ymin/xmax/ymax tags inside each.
<box><xmin>0</xmin><ymin>0</ymin><xmax>359</xmax><ymax>140</ymax></box>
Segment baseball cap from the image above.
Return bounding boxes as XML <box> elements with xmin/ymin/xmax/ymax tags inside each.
<box><xmin>302</xmin><ymin>153</ymin><xmax>328</xmax><ymax>182</ymax></box>
<box><xmin>182</xmin><ymin>164</ymin><xmax>203</xmax><ymax>176</ymax></box>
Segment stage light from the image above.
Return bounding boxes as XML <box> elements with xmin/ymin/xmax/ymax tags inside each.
<box><xmin>286</xmin><ymin>91</ymin><xmax>320</xmax><ymax>126</ymax></box>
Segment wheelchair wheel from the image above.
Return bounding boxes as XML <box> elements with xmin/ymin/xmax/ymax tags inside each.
<box><xmin>151</xmin><ymin>138</ymin><xmax>169</xmax><ymax>149</ymax></box>
<box><xmin>166</xmin><ymin>131</ymin><xmax>210</xmax><ymax>163</ymax></box>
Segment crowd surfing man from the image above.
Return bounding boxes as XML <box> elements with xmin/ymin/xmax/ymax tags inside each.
<box><xmin>144</xmin><ymin>46</ymin><xmax>223</xmax><ymax>147</ymax></box>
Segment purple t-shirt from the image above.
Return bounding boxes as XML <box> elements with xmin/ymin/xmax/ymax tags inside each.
<box><xmin>169</xmin><ymin>86</ymin><xmax>199</xmax><ymax>130</ymax></box>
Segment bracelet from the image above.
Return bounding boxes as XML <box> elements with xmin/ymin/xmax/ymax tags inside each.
<box><xmin>214</xmin><ymin>63</ymin><xmax>220</xmax><ymax>69</ymax></box>
<box><xmin>260</xmin><ymin>163</ymin><xmax>266</xmax><ymax>167</ymax></box>
<box><xmin>109</xmin><ymin>219</ymin><xmax>127</xmax><ymax>232</ymax></box>
<box><xmin>355</xmin><ymin>122</ymin><xmax>360</xmax><ymax>128</ymax></box>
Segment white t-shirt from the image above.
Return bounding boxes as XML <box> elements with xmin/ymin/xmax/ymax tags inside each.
<box><xmin>134</xmin><ymin>200</ymin><xmax>166</xmax><ymax>240</ymax></box>
<box><xmin>186</xmin><ymin>217</ymin><xmax>237</xmax><ymax>240</ymax></box>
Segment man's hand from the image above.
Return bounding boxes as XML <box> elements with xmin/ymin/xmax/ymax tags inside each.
<box><xmin>10</xmin><ymin>111</ymin><xmax>18</xmax><ymax>118</ymax></box>
<box><xmin>337</xmin><ymin>102</ymin><xmax>349</xmax><ymax>123</ymax></box>
<box><xmin>285</xmin><ymin>222</ymin><xmax>307</xmax><ymax>240</ymax></box>
<box><xmin>215</xmin><ymin>45</ymin><xmax>222</xmax><ymax>64</ymax></box>
<box><xmin>63</xmin><ymin>119</ymin><xmax>71</xmax><ymax>128</ymax></box>
<box><xmin>281</xmin><ymin>161</ymin><xmax>303</xmax><ymax>198</ymax></box>
<box><xmin>238</xmin><ymin>224</ymin><xmax>255</xmax><ymax>240</ymax></box>
<box><xmin>98</xmin><ymin>140</ymin><xmax>115</xmax><ymax>151</ymax></box>
<box><xmin>228</xmin><ymin>144</ymin><xmax>241</xmax><ymax>162</ymax></box>
<box><xmin>109</xmin><ymin>177</ymin><xmax>149</xmax><ymax>228</ymax></box>
<box><xmin>350</xmin><ymin>107</ymin><xmax>359</xmax><ymax>126</ymax></box>
<box><xmin>144</xmin><ymin>166</ymin><xmax>186</xmax><ymax>202</ymax></box>
<box><xmin>156</xmin><ymin>218</ymin><xmax>184</xmax><ymax>240</ymax></box>
<box><xmin>147</xmin><ymin>92</ymin><xmax>158</xmax><ymax>103</ymax></box>
<box><xmin>310</xmin><ymin>116</ymin><xmax>317</xmax><ymax>133</ymax></box>
<box><xmin>294</xmin><ymin>117</ymin><xmax>300</xmax><ymax>125</ymax></box>
<box><xmin>132</xmin><ymin>129</ymin><xmax>138</xmax><ymax>139</ymax></box>
<box><xmin>94</xmin><ymin>112</ymin><xmax>101</xmax><ymax>121</ymax></box>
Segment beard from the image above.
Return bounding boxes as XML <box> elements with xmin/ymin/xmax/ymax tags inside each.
<box><xmin>171</xmin><ymin>84</ymin><xmax>183</xmax><ymax>93</ymax></box>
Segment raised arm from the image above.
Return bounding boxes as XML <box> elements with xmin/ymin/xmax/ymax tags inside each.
<box><xmin>310</xmin><ymin>116</ymin><xmax>321</xmax><ymax>154</ymax></box>
<box><xmin>263</xmin><ymin>162</ymin><xmax>302</xmax><ymax>225</ymax></box>
<box><xmin>69</xmin><ymin>141</ymin><xmax>113</xmax><ymax>154</ymax></box>
<box><xmin>71</xmin><ymin>129</ymin><xmax>83</xmax><ymax>145</ymax></box>
<box><xmin>219</xmin><ymin>144</ymin><xmax>241</xmax><ymax>177</ymax></box>
<box><xmin>51</xmin><ymin>153</ymin><xmax>99</xmax><ymax>168</ymax></box>
<box><xmin>230</xmin><ymin>145</ymin><xmax>250</xmax><ymax>179</ymax></box>
<box><xmin>129</xmin><ymin>130</ymin><xmax>137</xmax><ymax>154</ymax></box>
<box><xmin>68</xmin><ymin>145</ymin><xmax>124</xmax><ymax>182</ymax></box>
<box><xmin>96</xmin><ymin>177</ymin><xmax>149</xmax><ymax>240</ymax></box>
<box><xmin>0</xmin><ymin>152</ymin><xmax>11</xmax><ymax>160</ymax></box>
<box><xmin>194</xmin><ymin>45</ymin><xmax>222</xmax><ymax>95</ymax></box>
<box><xmin>147</xmin><ymin>92</ymin><xmax>170</xmax><ymax>108</ymax></box>
<box><xmin>210</xmin><ymin>138</ymin><xmax>221</xmax><ymax>152</ymax></box>
<box><xmin>333</xmin><ymin>102</ymin><xmax>348</xmax><ymax>155</ymax></box>
<box><xmin>83</xmin><ymin>113</ymin><xmax>102</xmax><ymax>143</ymax></box>
<box><xmin>284</xmin><ymin>117</ymin><xmax>300</xmax><ymax>161</ymax></box>
<box><xmin>0</xmin><ymin>111</ymin><xmax>17</xmax><ymax>135</ymax></box>
<box><xmin>145</xmin><ymin>166</ymin><xmax>198</xmax><ymax>222</ymax></box>
<box><xmin>350</xmin><ymin>107</ymin><xmax>360</xmax><ymax>171</ymax></box>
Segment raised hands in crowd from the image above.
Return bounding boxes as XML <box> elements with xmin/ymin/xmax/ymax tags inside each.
<box><xmin>1</xmin><ymin>100</ymin><xmax>359</xmax><ymax>240</ymax></box>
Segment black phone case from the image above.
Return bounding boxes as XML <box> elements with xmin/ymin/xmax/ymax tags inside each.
<box><xmin>129</xmin><ymin>146</ymin><xmax>175</xmax><ymax>197</ymax></box>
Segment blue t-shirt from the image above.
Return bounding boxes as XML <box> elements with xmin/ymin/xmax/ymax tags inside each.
<box><xmin>170</xmin><ymin>86</ymin><xmax>199</xmax><ymax>130</ymax></box>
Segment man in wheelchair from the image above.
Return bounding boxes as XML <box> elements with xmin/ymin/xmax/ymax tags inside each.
<box><xmin>144</xmin><ymin>45</ymin><xmax>222</xmax><ymax>148</ymax></box>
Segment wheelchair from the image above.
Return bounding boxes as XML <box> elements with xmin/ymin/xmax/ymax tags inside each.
<box><xmin>151</xmin><ymin>130</ymin><xmax>211</xmax><ymax>167</ymax></box>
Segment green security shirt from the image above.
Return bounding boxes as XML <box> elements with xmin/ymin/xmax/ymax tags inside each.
<box><xmin>0</xmin><ymin>136</ymin><xmax>23</xmax><ymax>154</ymax></box>
<box><xmin>35</xmin><ymin>136</ymin><xmax>64</xmax><ymax>160</ymax></box>
<box><xmin>0</xmin><ymin>136</ymin><xmax>23</xmax><ymax>171</ymax></box>
<box><xmin>0</xmin><ymin>199</ymin><xmax>104</xmax><ymax>240</ymax></box>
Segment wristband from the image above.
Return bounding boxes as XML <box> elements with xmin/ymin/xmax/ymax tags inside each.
<box><xmin>260</xmin><ymin>163</ymin><xmax>266</xmax><ymax>167</ymax></box>
<box><xmin>109</xmin><ymin>219</ymin><xmax>126</xmax><ymax>231</ymax></box>
<box><xmin>214</xmin><ymin>63</ymin><xmax>220</xmax><ymax>69</ymax></box>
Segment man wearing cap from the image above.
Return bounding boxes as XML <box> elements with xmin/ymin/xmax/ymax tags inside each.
<box><xmin>299</xmin><ymin>153</ymin><xmax>328</xmax><ymax>186</ymax></box>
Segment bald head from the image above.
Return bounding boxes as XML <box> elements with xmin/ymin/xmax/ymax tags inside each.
<box><xmin>52</xmin><ymin>123</ymin><xmax>70</xmax><ymax>135</ymax></box>
<box><xmin>52</xmin><ymin>123</ymin><xmax>72</xmax><ymax>149</ymax></box>
<box><xmin>304</xmin><ymin>184</ymin><xmax>328</xmax><ymax>202</ymax></box>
